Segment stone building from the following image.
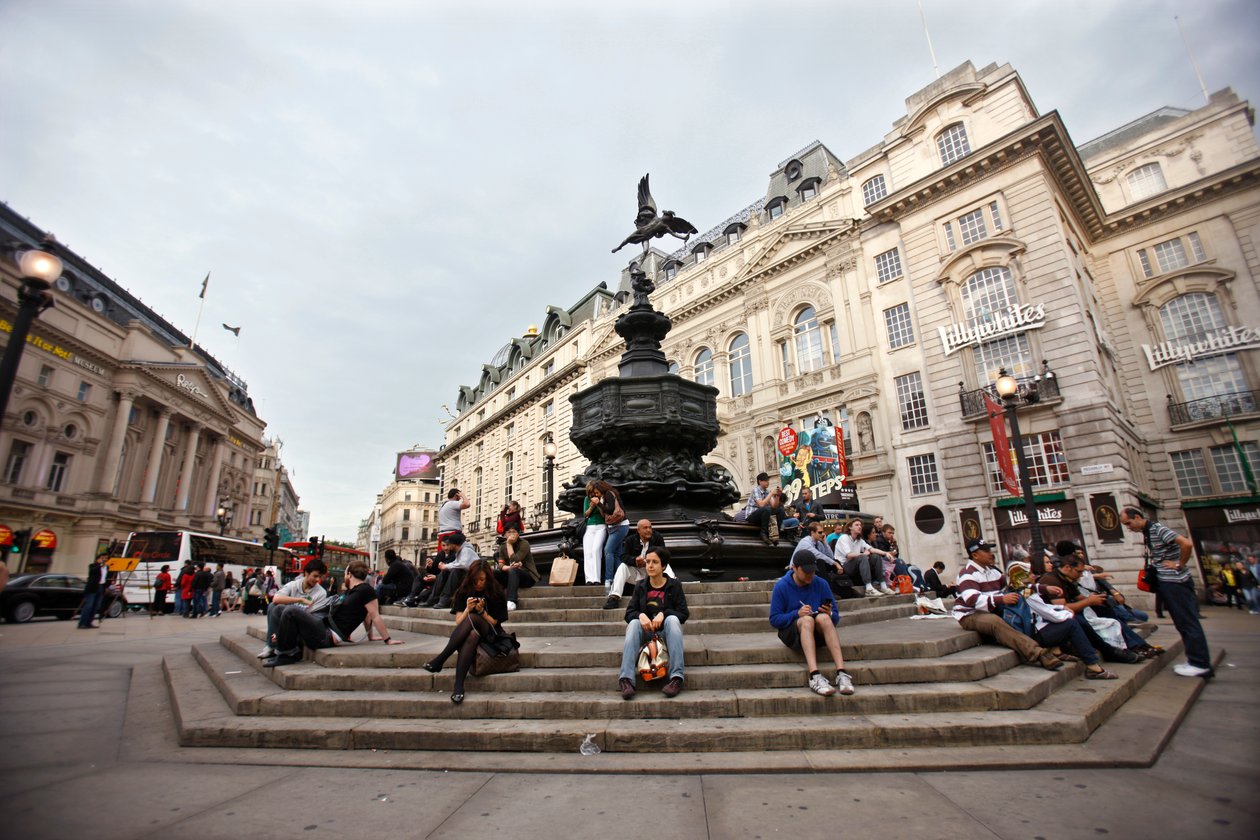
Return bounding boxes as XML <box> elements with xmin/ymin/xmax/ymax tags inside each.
<box><xmin>245</xmin><ymin>438</ymin><xmax>301</xmax><ymax>543</ymax></box>
<box><xmin>373</xmin><ymin>476</ymin><xmax>442</xmax><ymax>567</ymax></box>
<box><xmin>0</xmin><ymin>203</ymin><xmax>273</xmax><ymax>573</ymax></box>
<box><xmin>438</xmin><ymin>60</ymin><xmax>1259</xmax><ymax>590</ymax></box>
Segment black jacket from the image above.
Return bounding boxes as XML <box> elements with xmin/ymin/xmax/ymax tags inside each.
<box><xmin>620</xmin><ymin>531</ymin><xmax>666</xmax><ymax>567</ymax></box>
<box><xmin>84</xmin><ymin>561</ymin><xmax>109</xmax><ymax>593</ymax></box>
<box><xmin>383</xmin><ymin>559</ymin><xmax>416</xmax><ymax>592</ymax></box>
<box><xmin>624</xmin><ymin>575</ymin><xmax>689</xmax><ymax>625</ymax></box>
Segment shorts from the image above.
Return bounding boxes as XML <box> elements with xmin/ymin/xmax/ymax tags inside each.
<box><xmin>777</xmin><ymin>623</ymin><xmax>802</xmax><ymax>650</ymax></box>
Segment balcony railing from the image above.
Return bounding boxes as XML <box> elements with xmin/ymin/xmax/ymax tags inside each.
<box><xmin>1168</xmin><ymin>389</ymin><xmax>1259</xmax><ymax>426</ymax></box>
<box><xmin>959</xmin><ymin>375</ymin><xmax>1061</xmax><ymax>419</ymax></box>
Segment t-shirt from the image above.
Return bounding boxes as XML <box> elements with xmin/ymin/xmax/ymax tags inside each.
<box><xmin>329</xmin><ymin>582</ymin><xmax>377</xmax><ymax>641</ymax></box>
<box><xmin>1145</xmin><ymin>521</ymin><xmax>1192</xmax><ymax>584</ymax></box>
<box><xmin>447</xmin><ymin>543</ymin><xmax>479</xmax><ymax>570</ymax></box>
<box><xmin>642</xmin><ymin>583</ymin><xmax>668</xmax><ymax>620</ymax></box>
<box><xmin>438</xmin><ymin>500</ymin><xmax>464</xmax><ymax>533</ymax></box>
<box><xmin>276</xmin><ymin>578</ymin><xmax>330</xmax><ymax>614</ymax></box>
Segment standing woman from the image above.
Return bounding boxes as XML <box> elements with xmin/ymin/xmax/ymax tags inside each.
<box><xmin>423</xmin><ymin>559</ymin><xmax>510</xmax><ymax>704</ymax></box>
<box><xmin>597</xmin><ymin>480</ymin><xmax>629</xmax><ymax>594</ymax></box>
<box><xmin>153</xmin><ymin>565</ymin><xmax>173</xmax><ymax>615</ymax></box>
<box><xmin>582</xmin><ymin>482</ymin><xmax>608</xmax><ymax>587</ymax></box>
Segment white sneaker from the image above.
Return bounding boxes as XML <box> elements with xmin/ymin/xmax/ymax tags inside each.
<box><xmin>834</xmin><ymin>671</ymin><xmax>856</xmax><ymax>695</ymax></box>
<box><xmin>256</xmin><ymin>646</ymin><xmax>274</xmax><ymax>659</ymax></box>
<box><xmin>1173</xmin><ymin>662</ymin><xmax>1212</xmax><ymax>678</ymax></box>
<box><xmin>507</xmin><ymin>601</ymin><xmax>517</xmax><ymax>612</ymax></box>
<box><xmin>808</xmin><ymin>673</ymin><xmax>837</xmax><ymax>696</ymax></box>
<box><xmin>878</xmin><ymin>584</ymin><xmax>895</xmax><ymax>596</ymax></box>
<box><xmin>864</xmin><ymin>584</ymin><xmax>880</xmax><ymax>597</ymax></box>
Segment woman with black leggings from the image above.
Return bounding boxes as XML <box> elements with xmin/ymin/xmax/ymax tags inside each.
<box><xmin>422</xmin><ymin>559</ymin><xmax>509</xmax><ymax>704</ymax></box>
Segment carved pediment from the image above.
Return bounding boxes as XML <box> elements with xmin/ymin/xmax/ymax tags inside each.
<box><xmin>135</xmin><ymin>365</ymin><xmax>237</xmax><ymax>418</ymax></box>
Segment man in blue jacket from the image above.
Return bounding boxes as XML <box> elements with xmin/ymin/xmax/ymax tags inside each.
<box><xmin>770</xmin><ymin>552</ymin><xmax>855</xmax><ymax>696</ymax></box>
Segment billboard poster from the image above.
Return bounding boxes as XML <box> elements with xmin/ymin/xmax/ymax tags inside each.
<box><xmin>395</xmin><ymin>450</ymin><xmax>440</xmax><ymax>481</ymax></box>
<box><xmin>777</xmin><ymin>421</ymin><xmax>853</xmax><ymax>509</ymax></box>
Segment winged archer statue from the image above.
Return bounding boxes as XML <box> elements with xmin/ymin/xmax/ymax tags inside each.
<box><xmin>612</xmin><ymin>174</ymin><xmax>699</xmax><ymax>253</ymax></box>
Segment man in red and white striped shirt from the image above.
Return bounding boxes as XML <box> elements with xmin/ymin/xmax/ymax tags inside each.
<box><xmin>953</xmin><ymin>538</ymin><xmax>1063</xmax><ymax>671</ymax></box>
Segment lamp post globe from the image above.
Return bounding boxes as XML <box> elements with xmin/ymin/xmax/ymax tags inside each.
<box><xmin>0</xmin><ymin>241</ymin><xmax>63</xmax><ymax>421</ymax></box>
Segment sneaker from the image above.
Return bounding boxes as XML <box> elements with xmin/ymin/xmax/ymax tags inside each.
<box><xmin>1173</xmin><ymin>663</ymin><xmax>1213</xmax><ymax>678</ymax></box>
<box><xmin>602</xmin><ymin>595</ymin><xmax>621</xmax><ymax>610</ymax></box>
<box><xmin>662</xmin><ymin>676</ymin><xmax>684</xmax><ymax>698</ymax></box>
<box><xmin>834</xmin><ymin>671</ymin><xmax>856</xmax><ymax>695</ymax></box>
<box><xmin>618</xmin><ymin>678</ymin><xmax>636</xmax><ymax>700</ymax></box>
<box><xmin>864</xmin><ymin>584</ymin><xmax>882</xmax><ymax>597</ymax></box>
<box><xmin>878</xmin><ymin>584</ymin><xmax>895</xmax><ymax>596</ymax></box>
<box><xmin>767</xmin><ymin>518</ymin><xmax>780</xmax><ymax>543</ymax></box>
<box><xmin>256</xmin><ymin>646</ymin><xmax>275</xmax><ymax>660</ymax></box>
<box><xmin>808</xmin><ymin>673</ymin><xmax>836</xmax><ymax>697</ymax></box>
<box><xmin>507</xmin><ymin>601</ymin><xmax>517</xmax><ymax>612</ymax></box>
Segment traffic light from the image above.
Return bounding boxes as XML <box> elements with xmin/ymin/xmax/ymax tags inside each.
<box><xmin>263</xmin><ymin>526</ymin><xmax>279</xmax><ymax>552</ymax></box>
<box><xmin>10</xmin><ymin>529</ymin><xmax>30</xmax><ymax>554</ymax></box>
<box><xmin>309</xmin><ymin>536</ymin><xmax>320</xmax><ymax>558</ymax></box>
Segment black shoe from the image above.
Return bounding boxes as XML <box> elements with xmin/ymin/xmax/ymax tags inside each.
<box><xmin>602</xmin><ymin>596</ymin><xmax>621</xmax><ymax>610</ymax></box>
<box><xmin>262</xmin><ymin>654</ymin><xmax>301</xmax><ymax>668</ymax></box>
<box><xmin>1108</xmin><ymin>649</ymin><xmax>1140</xmax><ymax>664</ymax></box>
<box><xmin>422</xmin><ymin>661</ymin><xmax>442</xmax><ymax>673</ymax></box>
<box><xmin>450</xmin><ymin>691</ymin><xmax>464</xmax><ymax>704</ymax></box>
<box><xmin>435</xmin><ymin>600</ymin><xmax>452</xmax><ymax>610</ymax></box>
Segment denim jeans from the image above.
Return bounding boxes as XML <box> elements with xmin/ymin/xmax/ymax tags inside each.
<box><xmin>78</xmin><ymin>591</ymin><xmax>102</xmax><ymax>627</ymax></box>
<box><xmin>1110</xmin><ymin>602</ymin><xmax>1149</xmax><ymax>623</ymax></box>
<box><xmin>619</xmin><ymin>614</ymin><xmax>685</xmax><ymax>682</ymax></box>
<box><xmin>1036</xmin><ymin>617</ymin><xmax>1101</xmax><ymax>664</ymax></box>
<box><xmin>1159</xmin><ymin>579</ymin><xmax>1212</xmax><ymax>670</ymax></box>
<box><xmin>603</xmin><ymin>523</ymin><xmax>630</xmax><ymax>584</ymax></box>
<box><xmin>174</xmin><ymin>593</ymin><xmax>185</xmax><ymax>616</ymax></box>
<box><xmin>210</xmin><ymin>589</ymin><xmax>222</xmax><ymax>616</ymax></box>
<box><xmin>265</xmin><ymin>601</ymin><xmax>289</xmax><ymax>646</ymax></box>
<box><xmin>494</xmin><ymin>567</ymin><xmax>536</xmax><ymax>602</ymax></box>
<box><xmin>191</xmin><ymin>591</ymin><xmax>208</xmax><ymax>617</ymax></box>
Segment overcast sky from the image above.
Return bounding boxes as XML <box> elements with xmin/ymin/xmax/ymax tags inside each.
<box><xmin>2</xmin><ymin>0</ymin><xmax>1257</xmax><ymax>541</ymax></box>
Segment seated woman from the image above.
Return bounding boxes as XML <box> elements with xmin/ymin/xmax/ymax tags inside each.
<box><xmin>834</xmin><ymin>519</ymin><xmax>893</xmax><ymax>597</ymax></box>
<box><xmin>617</xmin><ymin>547</ymin><xmax>689</xmax><ymax>700</ymax></box>
<box><xmin>423</xmin><ymin>559</ymin><xmax>510</xmax><ymax>704</ymax></box>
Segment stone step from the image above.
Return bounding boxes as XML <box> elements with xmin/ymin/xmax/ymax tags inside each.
<box><xmin>534</xmin><ymin>580</ymin><xmax>778</xmax><ymax>596</ymax></box>
<box><xmin>509</xmin><ymin>589</ymin><xmax>777</xmax><ymax>610</ymax></box>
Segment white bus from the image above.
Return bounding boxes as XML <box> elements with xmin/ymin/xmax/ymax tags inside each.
<box><xmin>118</xmin><ymin>530</ymin><xmax>291</xmax><ymax>607</ymax></box>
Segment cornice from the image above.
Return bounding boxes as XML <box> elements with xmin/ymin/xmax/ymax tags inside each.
<box><xmin>1097</xmin><ymin>160</ymin><xmax>1260</xmax><ymax>239</ymax></box>
<box><xmin>442</xmin><ymin>360</ymin><xmax>585</xmax><ymax>457</ymax></box>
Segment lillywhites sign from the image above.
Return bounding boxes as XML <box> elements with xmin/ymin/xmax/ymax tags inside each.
<box><xmin>1224</xmin><ymin>508</ymin><xmax>1260</xmax><ymax>523</ymax></box>
<box><xmin>938</xmin><ymin>303</ymin><xmax>1046</xmax><ymax>357</ymax></box>
<box><xmin>176</xmin><ymin>373</ymin><xmax>206</xmax><ymax>398</ymax></box>
<box><xmin>1142</xmin><ymin>325</ymin><xmax>1260</xmax><ymax>370</ymax></box>
<box><xmin>1008</xmin><ymin>507</ymin><xmax>1063</xmax><ymax>526</ymax></box>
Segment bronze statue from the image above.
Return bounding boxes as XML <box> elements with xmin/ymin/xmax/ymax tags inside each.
<box><xmin>612</xmin><ymin>174</ymin><xmax>699</xmax><ymax>253</ymax></box>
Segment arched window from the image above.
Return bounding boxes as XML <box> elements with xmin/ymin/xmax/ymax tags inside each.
<box><xmin>794</xmin><ymin>307</ymin><xmax>826</xmax><ymax>373</ymax></box>
<box><xmin>862</xmin><ymin>174</ymin><xmax>888</xmax><ymax>206</ymax></box>
<box><xmin>694</xmin><ymin>349</ymin><xmax>715</xmax><ymax>387</ymax></box>
<box><xmin>668</xmin><ymin>360</ymin><xmax>680</xmax><ymax>375</ymax></box>
<box><xmin>729</xmin><ymin>333</ymin><xmax>753</xmax><ymax>396</ymax></box>
<box><xmin>937</xmin><ymin>122</ymin><xmax>971</xmax><ymax>166</ymax></box>
<box><xmin>1159</xmin><ymin>293</ymin><xmax>1249</xmax><ymax>403</ymax></box>
<box><xmin>1126</xmin><ymin>163</ymin><xmax>1167</xmax><ymax>201</ymax></box>
<box><xmin>961</xmin><ymin>266</ymin><xmax>1034</xmax><ymax>384</ymax></box>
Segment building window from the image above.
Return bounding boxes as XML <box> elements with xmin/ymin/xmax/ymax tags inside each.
<box><xmin>798</xmin><ymin>178</ymin><xmax>819</xmax><ymax>201</ymax></box>
<box><xmin>725</xmin><ymin>224</ymin><xmax>745</xmax><ymax>246</ymax></box>
<box><xmin>693</xmin><ymin>244</ymin><xmax>710</xmax><ymax>264</ymax></box>
<box><xmin>937</xmin><ymin>122</ymin><xmax>971</xmax><ymax>165</ymax></box>
<box><xmin>37</xmin><ymin>365</ymin><xmax>53</xmax><ymax>388</ymax></box>
<box><xmin>767</xmin><ymin>198</ymin><xmax>787</xmax><ymax>220</ymax></box>
<box><xmin>504</xmin><ymin>451</ymin><xmax>514</xmax><ymax>502</ymax></box>
<box><xmin>46</xmin><ymin>451</ymin><xmax>71</xmax><ymax>492</ymax></box>
<box><xmin>884</xmin><ymin>303</ymin><xmax>915</xmax><ymax>349</ymax></box>
<box><xmin>794</xmin><ymin>307</ymin><xmax>826</xmax><ymax>374</ymax></box>
<box><xmin>1211</xmin><ymin>442</ymin><xmax>1260</xmax><ymax>493</ymax></box>
<box><xmin>895</xmin><ymin>372</ymin><xmax>929</xmax><ymax>430</ymax></box>
<box><xmin>543</xmin><ymin>400</ymin><xmax>554</xmax><ymax>417</ymax></box>
<box><xmin>784</xmin><ymin>160</ymin><xmax>802</xmax><ymax>181</ymax></box>
<box><xmin>668</xmin><ymin>360</ymin><xmax>680</xmax><ymax>375</ymax></box>
<box><xmin>694</xmin><ymin>349</ymin><xmax>715</xmax><ymax>388</ymax></box>
<box><xmin>1170</xmin><ymin>449</ymin><xmax>1212</xmax><ymax>497</ymax></box>
<box><xmin>1137</xmin><ymin>231</ymin><xmax>1206</xmax><ymax>278</ymax></box>
<box><xmin>5</xmin><ymin>440</ymin><xmax>31</xmax><ymax>484</ymax></box>
<box><xmin>402</xmin><ymin>508</ymin><xmax>410</xmax><ymax>521</ymax></box>
<box><xmin>729</xmin><ymin>333</ymin><xmax>753</xmax><ymax>397</ymax></box>
<box><xmin>984</xmin><ymin>431</ymin><xmax>1069</xmax><ymax>493</ymax></box>
<box><xmin>874</xmin><ymin>248</ymin><xmax>903</xmax><ymax>283</ymax></box>
<box><xmin>505</xmin><ymin>422</ymin><xmax>514</xmax><ymax>439</ymax></box>
<box><xmin>958</xmin><ymin>207</ymin><xmax>988</xmax><ymax>246</ymax></box>
<box><xmin>962</xmin><ymin>266</ymin><xmax>1035</xmax><ymax>384</ymax></box>
<box><xmin>907</xmin><ymin>453</ymin><xmax>941</xmax><ymax>495</ymax></box>
<box><xmin>506</xmin><ymin>387</ymin><xmax>516</xmax><ymax>401</ymax></box>
<box><xmin>474</xmin><ymin>467</ymin><xmax>483</xmax><ymax>525</ymax></box>
<box><xmin>862</xmin><ymin>175</ymin><xmax>887</xmax><ymax>206</ymax></box>
<box><xmin>663</xmin><ymin>261</ymin><xmax>679</xmax><ymax>281</ymax></box>
<box><xmin>544</xmin><ymin>360</ymin><xmax>555</xmax><ymax>377</ymax></box>
<box><xmin>77</xmin><ymin>381</ymin><xmax>92</xmax><ymax>402</ymax></box>
<box><xmin>779</xmin><ymin>342</ymin><xmax>792</xmax><ymax>378</ymax></box>
<box><xmin>401</xmin><ymin>527</ymin><xmax>410</xmax><ymax>542</ymax></box>
<box><xmin>1159</xmin><ymin>293</ymin><xmax>1249</xmax><ymax>403</ymax></box>
<box><xmin>943</xmin><ymin>200</ymin><xmax>1004</xmax><ymax>252</ymax></box>
<box><xmin>1126</xmin><ymin>162</ymin><xmax>1167</xmax><ymax>201</ymax></box>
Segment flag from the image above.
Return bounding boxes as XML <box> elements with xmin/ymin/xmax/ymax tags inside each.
<box><xmin>222</xmin><ymin>324</ymin><xmax>241</xmax><ymax>336</ymax></box>
<box><xmin>199</xmin><ymin>272</ymin><xmax>210</xmax><ymax>299</ymax></box>
<box><xmin>984</xmin><ymin>391</ymin><xmax>1021</xmax><ymax>497</ymax></box>
<box><xmin>1225</xmin><ymin>414</ymin><xmax>1258</xmax><ymax>494</ymax></box>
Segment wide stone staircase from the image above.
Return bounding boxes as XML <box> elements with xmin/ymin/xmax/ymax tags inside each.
<box><xmin>160</xmin><ymin>580</ymin><xmax>1203</xmax><ymax>772</ymax></box>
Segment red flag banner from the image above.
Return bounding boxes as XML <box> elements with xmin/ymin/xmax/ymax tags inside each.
<box><xmin>984</xmin><ymin>392</ymin><xmax>1021</xmax><ymax>497</ymax></box>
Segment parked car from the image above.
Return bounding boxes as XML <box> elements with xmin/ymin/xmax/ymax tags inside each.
<box><xmin>1</xmin><ymin>574</ymin><xmax>126</xmax><ymax>623</ymax></box>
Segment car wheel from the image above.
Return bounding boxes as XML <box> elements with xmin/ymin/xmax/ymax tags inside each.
<box><xmin>10</xmin><ymin>600</ymin><xmax>37</xmax><ymax>623</ymax></box>
<box><xmin>107</xmin><ymin>600</ymin><xmax>124</xmax><ymax>619</ymax></box>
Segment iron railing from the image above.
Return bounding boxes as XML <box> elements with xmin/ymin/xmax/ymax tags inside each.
<box><xmin>959</xmin><ymin>375</ymin><xmax>1061</xmax><ymax>419</ymax></box>
<box><xmin>1167</xmin><ymin>389</ymin><xmax>1259</xmax><ymax>426</ymax></box>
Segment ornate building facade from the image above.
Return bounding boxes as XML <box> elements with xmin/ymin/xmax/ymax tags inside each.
<box><xmin>1</xmin><ymin>204</ymin><xmax>275</xmax><ymax>573</ymax></box>
<box><xmin>439</xmin><ymin>60</ymin><xmax>1260</xmax><ymax>590</ymax></box>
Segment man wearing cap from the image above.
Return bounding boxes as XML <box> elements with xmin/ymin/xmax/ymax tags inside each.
<box><xmin>953</xmin><ymin>538</ymin><xmax>1064</xmax><ymax>671</ymax></box>
<box><xmin>769</xmin><ymin>552</ymin><xmax>855</xmax><ymax>696</ymax></box>
<box><xmin>739</xmin><ymin>472</ymin><xmax>784</xmax><ymax>546</ymax></box>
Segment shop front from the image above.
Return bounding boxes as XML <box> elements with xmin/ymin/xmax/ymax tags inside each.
<box><xmin>1183</xmin><ymin>501</ymin><xmax>1260</xmax><ymax>599</ymax></box>
<box><xmin>992</xmin><ymin>496</ymin><xmax>1085</xmax><ymax>568</ymax></box>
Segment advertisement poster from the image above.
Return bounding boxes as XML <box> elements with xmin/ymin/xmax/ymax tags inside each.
<box><xmin>776</xmin><ymin>421</ymin><xmax>854</xmax><ymax>509</ymax></box>
<box><xmin>395</xmin><ymin>450</ymin><xmax>440</xmax><ymax>482</ymax></box>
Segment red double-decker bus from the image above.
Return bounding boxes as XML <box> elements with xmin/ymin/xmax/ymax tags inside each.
<box><xmin>281</xmin><ymin>541</ymin><xmax>370</xmax><ymax>580</ymax></box>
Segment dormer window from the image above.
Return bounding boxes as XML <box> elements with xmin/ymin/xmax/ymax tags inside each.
<box><xmin>767</xmin><ymin>197</ymin><xmax>788</xmax><ymax>220</ymax></box>
<box><xmin>724</xmin><ymin>223</ymin><xmax>746</xmax><ymax>246</ymax></box>
<box><xmin>797</xmin><ymin>177</ymin><xmax>820</xmax><ymax>201</ymax></box>
<box><xmin>784</xmin><ymin>160</ymin><xmax>803</xmax><ymax>181</ymax></box>
<box><xmin>937</xmin><ymin>123</ymin><xmax>971</xmax><ymax>166</ymax></box>
<box><xmin>663</xmin><ymin>260</ymin><xmax>680</xmax><ymax>281</ymax></box>
<box><xmin>862</xmin><ymin>174</ymin><xmax>887</xmax><ymax>206</ymax></box>
<box><xmin>692</xmin><ymin>243</ymin><xmax>711</xmax><ymax>264</ymax></box>
<box><xmin>1126</xmin><ymin>162</ymin><xmax>1168</xmax><ymax>202</ymax></box>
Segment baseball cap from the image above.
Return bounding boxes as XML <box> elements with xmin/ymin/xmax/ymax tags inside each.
<box><xmin>966</xmin><ymin>538</ymin><xmax>993</xmax><ymax>554</ymax></box>
<box><xmin>791</xmin><ymin>554</ymin><xmax>817</xmax><ymax>572</ymax></box>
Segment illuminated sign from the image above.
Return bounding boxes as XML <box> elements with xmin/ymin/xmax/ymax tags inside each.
<box><xmin>396</xmin><ymin>450</ymin><xmax>440</xmax><ymax>481</ymax></box>
<box><xmin>0</xmin><ymin>319</ymin><xmax>107</xmax><ymax>375</ymax></box>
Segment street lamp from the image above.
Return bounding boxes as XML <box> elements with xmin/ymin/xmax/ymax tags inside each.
<box><xmin>995</xmin><ymin>365</ymin><xmax>1047</xmax><ymax>575</ymax></box>
<box><xmin>216</xmin><ymin>504</ymin><xmax>233</xmax><ymax>536</ymax></box>
<box><xmin>0</xmin><ymin>238</ymin><xmax>63</xmax><ymax>421</ymax></box>
<box><xmin>542</xmin><ymin>436</ymin><xmax>558</xmax><ymax>529</ymax></box>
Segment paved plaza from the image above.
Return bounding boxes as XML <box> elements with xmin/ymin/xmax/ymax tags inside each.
<box><xmin>0</xmin><ymin>607</ymin><xmax>1256</xmax><ymax>840</ymax></box>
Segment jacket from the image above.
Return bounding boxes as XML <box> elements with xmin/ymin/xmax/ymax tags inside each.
<box><xmin>620</xmin><ymin>531</ymin><xmax>666</xmax><ymax>567</ymax></box>
<box><xmin>495</xmin><ymin>538</ymin><xmax>540</xmax><ymax>583</ymax></box>
<box><xmin>624</xmin><ymin>575</ymin><xmax>689</xmax><ymax>624</ymax></box>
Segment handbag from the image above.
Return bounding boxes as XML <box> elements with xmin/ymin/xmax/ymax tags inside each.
<box><xmin>895</xmin><ymin>574</ymin><xmax>914</xmax><ymax>594</ymax></box>
<box><xmin>1137</xmin><ymin>563</ymin><xmax>1160</xmax><ymax>593</ymax></box>
<box><xmin>604</xmin><ymin>492</ymin><xmax>626</xmax><ymax>527</ymax></box>
<box><xmin>549</xmin><ymin>554</ymin><xmax>579</xmax><ymax>586</ymax></box>
<box><xmin>636</xmin><ymin>632</ymin><xmax>669</xmax><ymax>681</ymax></box>
<box><xmin>473</xmin><ymin>629</ymin><xmax>521</xmax><ymax>677</ymax></box>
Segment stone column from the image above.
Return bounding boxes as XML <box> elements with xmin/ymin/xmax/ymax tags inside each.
<box><xmin>96</xmin><ymin>390</ymin><xmax>137</xmax><ymax>495</ymax></box>
<box><xmin>140</xmin><ymin>409</ymin><xmax>173</xmax><ymax>504</ymax></box>
<box><xmin>202</xmin><ymin>437</ymin><xmax>227</xmax><ymax>517</ymax></box>
<box><xmin>175</xmin><ymin>425</ymin><xmax>202</xmax><ymax>510</ymax></box>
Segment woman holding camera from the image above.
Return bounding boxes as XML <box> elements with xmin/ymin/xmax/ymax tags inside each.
<box><xmin>582</xmin><ymin>481</ymin><xmax>608</xmax><ymax>587</ymax></box>
<box><xmin>422</xmin><ymin>559</ymin><xmax>509</xmax><ymax>704</ymax></box>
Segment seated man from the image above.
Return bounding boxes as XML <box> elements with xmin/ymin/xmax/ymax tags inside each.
<box><xmin>264</xmin><ymin>560</ymin><xmax>402</xmax><ymax>666</ymax></box>
<box><xmin>493</xmin><ymin>526</ymin><xmax>540</xmax><ymax>611</ymax></box>
<box><xmin>1039</xmin><ymin>551</ymin><xmax>1151</xmax><ymax>662</ymax></box>
<box><xmin>952</xmin><ymin>538</ymin><xmax>1064</xmax><ymax>671</ymax></box>
<box><xmin>925</xmin><ymin>561</ymin><xmax>956</xmax><ymax>598</ymax></box>
<box><xmin>257</xmin><ymin>558</ymin><xmax>330</xmax><ymax>659</ymax></box>
<box><xmin>769</xmin><ymin>553</ymin><xmax>855</xmax><ymax>697</ymax></box>
<box><xmin>603</xmin><ymin>519</ymin><xmax>674</xmax><ymax>610</ymax></box>
<box><xmin>378</xmin><ymin>549</ymin><xmax>415</xmax><ymax>605</ymax></box>
<box><xmin>738</xmin><ymin>473</ymin><xmax>786</xmax><ymax>546</ymax></box>
<box><xmin>421</xmin><ymin>532</ymin><xmax>478</xmax><ymax>610</ymax></box>
<box><xmin>792</xmin><ymin>522</ymin><xmax>848</xmax><ymax>593</ymax></box>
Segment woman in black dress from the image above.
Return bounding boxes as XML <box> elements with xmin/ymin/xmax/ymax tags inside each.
<box><xmin>422</xmin><ymin>559</ymin><xmax>509</xmax><ymax>704</ymax></box>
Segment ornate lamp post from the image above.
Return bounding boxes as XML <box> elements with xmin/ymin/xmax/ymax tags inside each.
<box><xmin>995</xmin><ymin>366</ymin><xmax>1047</xmax><ymax>574</ymax></box>
<box><xmin>0</xmin><ymin>238</ymin><xmax>63</xmax><ymax>421</ymax></box>
<box><xmin>216</xmin><ymin>504</ymin><xmax>233</xmax><ymax>536</ymax></box>
<box><xmin>542</xmin><ymin>436</ymin><xmax>558</xmax><ymax>529</ymax></box>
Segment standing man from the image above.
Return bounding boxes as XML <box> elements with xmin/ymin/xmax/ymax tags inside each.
<box><xmin>1119</xmin><ymin>508</ymin><xmax>1213</xmax><ymax>678</ymax></box>
<box><xmin>436</xmin><ymin>489</ymin><xmax>470</xmax><ymax>555</ymax></box>
<box><xmin>189</xmin><ymin>562</ymin><xmax>212</xmax><ymax>619</ymax></box>
<box><xmin>210</xmin><ymin>563</ymin><xmax>226</xmax><ymax>617</ymax></box>
<box><xmin>78</xmin><ymin>552</ymin><xmax>110</xmax><ymax>629</ymax></box>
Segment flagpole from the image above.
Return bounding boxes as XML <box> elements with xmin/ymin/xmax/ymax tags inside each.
<box><xmin>190</xmin><ymin>272</ymin><xmax>210</xmax><ymax>349</ymax></box>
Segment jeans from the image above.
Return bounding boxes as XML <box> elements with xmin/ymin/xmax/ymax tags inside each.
<box><xmin>603</xmin><ymin>523</ymin><xmax>630</xmax><ymax>584</ymax></box>
<box><xmin>174</xmin><ymin>593</ymin><xmax>185</xmax><ymax>616</ymax></box>
<box><xmin>78</xmin><ymin>591</ymin><xmax>102</xmax><ymax>627</ymax></box>
<box><xmin>1110</xmin><ymin>602</ymin><xmax>1149</xmax><ymax>623</ymax></box>
<box><xmin>210</xmin><ymin>589</ymin><xmax>222</xmax><ymax>616</ymax></box>
<box><xmin>275</xmin><ymin>606</ymin><xmax>333</xmax><ymax>656</ymax></box>
<box><xmin>191</xmin><ymin>591</ymin><xmax>208</xmax><ymax>617</ymax></box>
<box><xmin>1036</xmin><ymin>617</ymin><xmax>1101</xmax><ymax>664</ymax></box>
<box><xmin>619</xmin><ymin>615</ymin><xmax>685</xmax><ymax>682</ymax></box>
<box><xmin>1159</xmin><ymin>580</ymin><xmax>1212</xmax><ymax>670</ymax></box>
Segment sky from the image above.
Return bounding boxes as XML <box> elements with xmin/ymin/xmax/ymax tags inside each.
<box><xmin>2</xmin><ymin>0</ymin><xmax>1258</xmax><ymax>541</ymax></box>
